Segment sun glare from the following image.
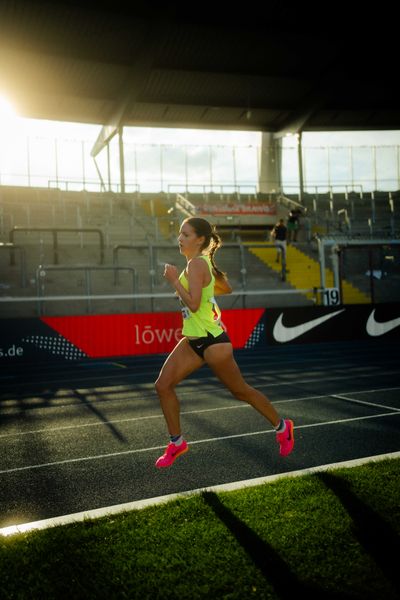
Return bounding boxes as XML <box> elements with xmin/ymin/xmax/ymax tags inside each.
<box><xmin>0</xmin><ymin>95</ymin><xmax>18</xmax><ymax>141</ymax></box>
<box><xmin>0</xmin><ymin>95</ymin><xmax>16</xmax><ymax>121</ymax></box>
<box><xmin>0</xmin><ymin>95</ymin><xmax>20</xmax><ymax>164</ymax></box>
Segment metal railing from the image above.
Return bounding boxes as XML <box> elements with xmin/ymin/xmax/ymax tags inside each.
<box><xmin>0</xmin><ymin>198</ymin><xmax>83</xmax><ymax>229</ymax></box>
<box><xmin>35</xmin><ymin>264</ymin><xmax>138</xmax><ymax>315</ymax></box>
<box><xmin>316</xmin><ymin>236</ymin><xmax>400</xmax><ymax>304</ymax></box>
<box><xmin>175</xmin><ymin>193</ymin><xmax>197</xmax><ymax>216</ymax></box>
<box><xmin>9</xmin><ymin>227</ymin><xmax>105</xmax><ymax>265</ymax></box>
<box><xmin>167</xmin><ymin>183</ymin><xmax>258</xmax><ymax>198</ymax></box>
<box><xmin>48</xmin><ymin>179</ymin><xmax>140</xmax><ymax>194</ymax></box>
<box><xmin>3</xmin><ymin>230</ymin><xmax>399</xmax><ymax>315</ymax></box>
<box><xmin>112</xmin><ymin>241</ymin><xmax>265</xmax><ymax>310</ymax></box>
<box><xmin>323</xmin><ymin>213</ymin><xmax>397</xmax><ymax>238</ymax></box>
<box><xmin>0</xmin><ymin>243</ymin><xmax>27</xmax><ymax>287</ymax></box>
<box><xmin>0</xmin><ymin>288</ymin><xmax>320</xmax><ymax>316</ymax></box>
<box><xmin>230</xmin><ymin>241</ymin><xmax>287</xmax><ymax>281</ymax></box>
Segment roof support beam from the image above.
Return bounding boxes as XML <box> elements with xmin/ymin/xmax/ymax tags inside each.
<box><xmin>90</xmin><ymin>25</ymin><xmax>167</xmax><ymax>157</ymax></box>
<box><xmin>273</xmin><ymin>97</ymin><xmax>324</xmax><ymax>138</ymax></box>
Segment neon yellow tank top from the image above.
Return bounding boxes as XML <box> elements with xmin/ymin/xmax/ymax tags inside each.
<box><xmin>179</xmin><ymin>255</ymin><xmax>223</xmax><ymax>338</ymax></box>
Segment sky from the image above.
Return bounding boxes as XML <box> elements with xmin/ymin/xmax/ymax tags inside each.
<box><xmin>301</xmin><ymin>131</ymin><xmax>400</xmax><ymax>147</ymax></box>
<box><xmin>1</xmin><ymin>95</ymin><xmax>400</xmax><ymax>192</ymax></box>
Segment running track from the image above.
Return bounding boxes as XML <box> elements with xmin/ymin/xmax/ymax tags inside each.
<box><xmin>1</xmin><ymin>339</ymin><xmax>399</xmax><ymax>530</ymax></box>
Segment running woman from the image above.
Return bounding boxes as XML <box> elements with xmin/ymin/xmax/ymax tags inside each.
<box><xmin>155</xmin><ymin>217</ymin><xmax>294</xmax><ymax>468</ymax></box>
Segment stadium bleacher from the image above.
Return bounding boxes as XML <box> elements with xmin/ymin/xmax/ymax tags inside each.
<box><xmin>1</xmin><ymin>185</ymin><xmax>399</xmax><ymax>318</ymax></box>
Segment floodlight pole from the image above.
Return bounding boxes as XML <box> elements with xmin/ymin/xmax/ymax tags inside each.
<box><xmin>118</xmin><ymin>125</ymin><xmax>125</xmax><ymax>193</ymax></box>
<box><xmin>107</xmin><ymin>143</ymin><xmax>111</xmax><ymax>191</ymax></box>
<box><xmin>297</xmin><ymin>131</ymin><xmax>304</xmax><ymax>204</ymax></box>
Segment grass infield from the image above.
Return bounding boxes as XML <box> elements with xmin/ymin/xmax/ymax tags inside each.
<box><xmin>0</xmin><ymin>458</ymin><xmax>399</xmax><ymax>599</ymax></box>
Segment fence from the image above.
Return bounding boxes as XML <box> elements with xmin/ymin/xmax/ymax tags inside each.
<box><xmin>9</xmin><ymin>227</ymin><xmax>105</xmax><ymax>265</ymax></box>
<box><xmin>316</xmin><ymin>237</ymin><xmax>400</xmax><ymax>305</ymax></box>
<box><xmin>35</xmin><ymin>265</ymin><xmax>138</xmax><ymax>315</ymax></box>
<box><xmin>1</xmin><ymin>234</ymin><xmax>399</xmax><ymax>316</ymax></box>
<box><xmin>2</xmin><ymin>127</ymin><xmax>400</xmax><ymax>193</ymax></box>
<box><xmin>0</xmin><ymin>288</ymin><xmax>320</xmax><ymax>317</ymax></box>
<box><xmin>0</xmin><ymin>243</ymin><xmax>27</xmax><ymax>287</ymax></box>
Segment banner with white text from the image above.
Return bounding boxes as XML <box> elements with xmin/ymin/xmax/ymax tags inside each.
<box><xmin>0</xmin><ymin>308</ymin><xmax>265</xmax><ymax>364</ymax></box>
<box><xmin>0</xmin><ymin>304</ymin><xmax>399</xmax><ymax>364</ymax></box>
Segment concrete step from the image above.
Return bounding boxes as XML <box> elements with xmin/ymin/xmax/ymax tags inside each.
<box><xmin>247</xmin><ymin>242</ymin><xmax>370</xmax><ymax>305</ymax></box>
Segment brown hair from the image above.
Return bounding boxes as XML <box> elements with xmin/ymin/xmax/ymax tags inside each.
<box><xmin>184</xmin><ymin>217</ymin><xmax>226</xmax><ymax>278</ymax></box>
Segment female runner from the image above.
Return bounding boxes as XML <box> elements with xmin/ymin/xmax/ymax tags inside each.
<box><xmin>155</xmin><ymin>217</ymin><xmax>294</xmax><ymax>468</ymax></box>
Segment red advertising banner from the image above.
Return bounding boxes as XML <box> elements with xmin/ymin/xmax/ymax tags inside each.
<box><xmin>41</xmin><ymin>308</ymin><xmax>265</xmax><ymax>358</ymax></box>
<box><xmin>2</xmin><ymin>304</ymin><xmax>399</xmax><ymax>365</ymax></box>
<box><xmin>197</xmin><ymin>203</ymin><xmax>276</xmax><ymax>215</ymax></box>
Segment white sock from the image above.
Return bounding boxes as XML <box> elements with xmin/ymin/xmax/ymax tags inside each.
<box><xmin>170</xmin><ymin>434</ymin><xmax>183</xmax><ymax>446</ymax></box>
<box><xmin>275</xmin><ymin>419</ymin><xmax>286</xmax><ymax>433</ymax></box>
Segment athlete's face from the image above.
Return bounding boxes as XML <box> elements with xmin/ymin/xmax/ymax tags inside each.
<box><xmin>178</xmin><ymin>222</ymin><xmax>205</xmax><ymax>258</ymax></box>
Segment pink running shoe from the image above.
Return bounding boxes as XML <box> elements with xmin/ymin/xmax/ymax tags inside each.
<box><xmin>276</xmin><ymin>419</ymin><xmax>294</xmax><ymax>456</ymax></box>
<box><xmin>155</xmin><ymin>440</ymin><xmax>188</xmax><ymax>468</ymax></box>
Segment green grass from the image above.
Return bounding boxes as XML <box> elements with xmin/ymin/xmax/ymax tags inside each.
<box><xmin>1</xmin><ymin>458</ymin><xmax>399</xmax><ymax>599</ymax></box>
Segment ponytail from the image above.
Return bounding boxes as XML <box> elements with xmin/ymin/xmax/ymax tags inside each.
<box><xmin>208</xmin><ymin>231</ymin><xmax>226</xmax><ymax>278</ymax></box>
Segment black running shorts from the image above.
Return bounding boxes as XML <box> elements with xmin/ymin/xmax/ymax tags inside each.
<box><xmin>188</xmin><ymin>330</ymin><xmax>231</xmax><ymax>359</ymax></box>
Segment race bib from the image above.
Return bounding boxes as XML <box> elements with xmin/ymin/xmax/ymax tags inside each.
<box><xmin>181</xmin><ymin>306</ymin><xmax>190</xmax><ymax>319</ymax></box>
<box><xmin>179</xmin><ymin>298</ymin><xmax>190</xmax><ymax>320</ymax></box>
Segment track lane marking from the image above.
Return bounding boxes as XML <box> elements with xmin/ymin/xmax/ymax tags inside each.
<box><xmin>331</xmin><ymin>394</ymin><xmax>400</xmax><ymax>412</ymax></box>
<box><xmin>1</xmin><ymin>365</ymin><xmax>399</xmax><ymax>393</ymax></box>
<box><xmin>1</xmin><ymin>410</ymin><xmax>399</xmax><ymax>475</ymax></box>
<box><xmin>1</xmin><ymin>385</ymin><xmax>400</xmax><ymax>439</ymax></box>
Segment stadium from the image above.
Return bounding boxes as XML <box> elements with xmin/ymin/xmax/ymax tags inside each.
<box><xmin>0</xmin><ymin>2</ymin><xmax>399</xmax><ymax>598</ymax></box>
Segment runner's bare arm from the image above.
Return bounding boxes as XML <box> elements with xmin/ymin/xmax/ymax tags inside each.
<box><xmin>164</xmin><ymin>259</ymin><xmax>204</xmax><ymax>312</ymax></box>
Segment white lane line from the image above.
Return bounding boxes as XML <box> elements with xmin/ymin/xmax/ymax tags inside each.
<box><xmin>0</xmin><ymin>403</ymin><xmax>248</xmax><ymax>438</ymax></box>
<box><xmin>3</xmin><ymin>355</ymin><xmax>395</xmax><ymax>384</ymax></box>
<box><xmin>2</xmin><ymin>367</ymin><xmax>399</xmax><ymax>402</ymax></box>
<box><xmin>1</xmin><ymin>410</ymin><xmax>399</xmax><ymax>475</ymax></box>
<box><xmin>247</xmin><ymin>369</ymin><xmax>399</xmax><ymax>388</ymax></box>
<box><xmin>349</xmin><ymin>386</ymin><xmax>400</xmax><ymax>394</ymax></box>
<box><xmin>0</xmin><ymin>395</ymin><xmax>323</xmax><ymax>439</ymax></box>
<box><xmin>1</xmin><ymin>451</ymin><xmax>399</xmax><ymax>537</ymax></box>
<box><xmin>331</xmin><ymin>394</ymin><xmax>400</xmax><ymax>412</ymax></box>
<box><xmin>1</xmin><ymin>385</ymin><xmax>400</xmax><ymax>440</ymax></box>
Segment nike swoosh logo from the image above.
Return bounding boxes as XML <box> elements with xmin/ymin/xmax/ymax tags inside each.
<box><xmin>273</xmin><ymin>309</ymin><xmax>346</xmax><ymax>343</ymax></box>
<box><xmin>366</xmin><ymin>309</ymin><xmax>400</xmax><ymax>337</ymax></box>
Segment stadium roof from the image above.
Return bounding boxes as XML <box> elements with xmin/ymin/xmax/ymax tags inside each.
<box><xmin>0</xmin><ymin>0</ymin><xmax>399</xmax><ymax>135</ymax></box>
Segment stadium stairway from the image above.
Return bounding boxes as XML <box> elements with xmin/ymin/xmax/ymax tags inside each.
<box><xmin>246</xmin><ymin>242</ymin><xmax>370</xmax><ymax>304</ymax></box>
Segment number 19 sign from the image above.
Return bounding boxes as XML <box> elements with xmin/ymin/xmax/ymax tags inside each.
<box><xmin>322</xmin><ymin>288</ymin><xmax>340</xmax><ymax>306</ymax></box>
